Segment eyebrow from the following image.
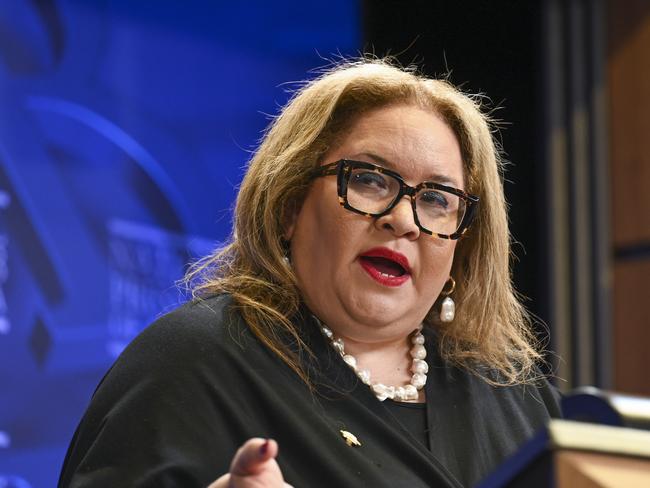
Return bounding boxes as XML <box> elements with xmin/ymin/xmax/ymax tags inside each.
<box><xmin>351</xmin><ymin>152</ymin><xmax>462</xmax><ymax>188</ymax></box>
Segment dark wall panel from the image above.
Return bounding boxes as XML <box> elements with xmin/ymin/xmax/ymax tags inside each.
<box><xmin>613</xmin><ymin>260</ymin><xmax>650</xmax><ymax>395</ymax></box>
<box><xmin>608</xmin><ymin>0</ymin><xmax>650</xmax><ymax>395</ymax></box>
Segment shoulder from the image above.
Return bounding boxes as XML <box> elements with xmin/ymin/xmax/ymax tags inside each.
<box><xmin>124</xmin><ymin>294</ymin><xmax>250</xmax><ymax>361</ymax></box>
<box><xmin>59</xmin><ymin>294</ymin><xmax>260</xmax><ymax>486</ymax></box>
<box><xmin>81</xmin><ymin>293</ymin><xmax>267</xmax><ymax>431</ymax></box>
<box><xmin>95</xmin><ymin>294</ymin><xmax>258</xmax><ymax>398</ymax></box>
<box><xmin>142</xmin><ymin>293</ymin><xmax>238</xmax><ymax>340</ymax></box>
<box><xmin>422</xmin><ymin>327</ymin><xmax>561</xmax><ymax>420</ymax></box>
<box><xmin>481</xmin><ymin>371</ymin><xmax>562</xmax><ymax>421</ymax></box>
<box><xmin>466</xmin><ymin>361</ymin><xmax>561</xmax><ymax>418</ymax></box>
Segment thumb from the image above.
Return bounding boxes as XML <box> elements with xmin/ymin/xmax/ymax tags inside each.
<box><xmin>230</xmin><ymin>438</ymin><xmax>278</xmax><ymax>476</ymax></box>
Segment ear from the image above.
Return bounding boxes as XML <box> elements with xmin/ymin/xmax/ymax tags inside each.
<box><xmin>282</xmin><ymin>201</ymin><xmax>299</xmax><ymax>241</ymax></box>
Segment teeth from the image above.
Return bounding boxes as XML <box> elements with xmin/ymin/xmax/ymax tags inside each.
<box><xmin>379</xmin><ymin>272</ymin><xmax>396</xmax><ymax>277</ymax></box>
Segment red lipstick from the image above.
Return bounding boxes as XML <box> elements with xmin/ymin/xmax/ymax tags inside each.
<box><xmin>358</xmin><ymin>247</ymin><xmax>411</xmax><ymax>287</ymax></box>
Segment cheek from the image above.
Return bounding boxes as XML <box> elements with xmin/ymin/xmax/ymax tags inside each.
<box><xmin>307</xmin><ymin>208</ymin><xmax>360</xmax><ymax>265</ymax></box>
<box><xmin>419</xmin><ymin>242</ymin><xmax>457</xmax><ymax>288</ymax></box>
<box><xmin>291</xmin><ymin>189</ymin><xmax>357</xmax><ymax>272</ymax></box>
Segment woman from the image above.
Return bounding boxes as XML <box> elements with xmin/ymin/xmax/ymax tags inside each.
<box><xmin>59</xmin><ymin>59</ymin><xmax>560</xmax><ymax>488</ymax></box>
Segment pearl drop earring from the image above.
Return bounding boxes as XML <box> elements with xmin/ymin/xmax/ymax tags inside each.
<box><xmin>281</xmin><ymin>238</ymin><xmax>291</xmax><ymax>265</ymax></box>
<box><xmin>440</xmin><ymin>276</ymin><xmax>456</xmax><ymax>323</ymax></box>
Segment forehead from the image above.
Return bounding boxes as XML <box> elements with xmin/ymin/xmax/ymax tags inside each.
<box><xmin>332</xmin><ymin>104</ymin><xmax>465</xmax><ymax>188</ymax></box>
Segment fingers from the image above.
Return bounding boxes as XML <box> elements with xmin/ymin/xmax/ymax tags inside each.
<box><xmin>230</xmin><ymin>438</ymin><xmax>279</xmax><ymax>476</ymax></box>
<box><xmin>206</xmin><ymin>473</ymin><xmax>229</xmax><ymax>488</ymax></box>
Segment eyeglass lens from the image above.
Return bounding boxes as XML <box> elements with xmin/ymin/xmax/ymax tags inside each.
<box><xmin>346</xmin><ymin>167</ymin><xmax>466</xmax><ymax>235</ymax></box>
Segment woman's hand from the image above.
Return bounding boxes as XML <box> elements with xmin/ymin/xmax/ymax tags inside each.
<box><xmin>208</xmin><ymin>438</ymin><xmax>292</xmax><ymax>488</ymax></box>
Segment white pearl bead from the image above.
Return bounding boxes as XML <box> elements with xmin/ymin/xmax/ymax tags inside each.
<box><xmin>372</xmin><ymin>383</ymin><xmax>390</xmax><ymax>401</ymax></box>
<box><xmin>411</xmin><ymin>372</ymin><xmax>427</xmax><ymax>388</ymax></box>
<box><xmin>395</xmin><ymin>386</ymin><xmax>406</xmax><ymax>400</ymax></box>
<box><xmin>440</xmin><ymin>297</ymin><xmax>455</xmax><ymax>322</ymax></box>
<box><xmin>343</xmin><ymin>355</ymin><xmax>357</xmax><ymax>369</ymax></box>
<box><xmin>403</xmin><ymin>384</ymin><xmax>418</xmax><ymax>400</ymax></box>
<box><xmin>410</xmin><ymin>344</ymin><xmax>426</xmax><ymax>360</ymax></box>
<box><xmin>385</xmin><ymin>386</ymin><xmax>395</xmax><ymax>399</ymax></box>
<box><xmin>321</xmin><ymin>326</ymin><xmax>333</xmax><ymax>339</ymax></box>
<box><xmin>412</xmin><ymin>333</ymin><xmax>425</xmax><ymax>345</ymax></box>
<box><xmin>332</xmin><ymin>338</ymin><xmax>345</xmax><ymax>353</ymax></box>
<box><xmin>412</xmin><ymin>358</ymin><xmax>429</xmax><ymax>374</ymax></box>
<box><xmin>358</xmin><ymin>369</ymin><xmax>371</xmax><ymax>384</ymax></box>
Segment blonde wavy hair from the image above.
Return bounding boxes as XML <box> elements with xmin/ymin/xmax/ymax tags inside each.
<box><xmin>186</xmin><ymin>58</ymin><xmax>543</xmax><ymax>387</ymax></box>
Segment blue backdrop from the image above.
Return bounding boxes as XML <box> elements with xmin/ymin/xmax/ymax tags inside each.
<box><xmin>0</xmin><ymin>1</ymin><xmax>359</xmax><ymax>486</ymax></box>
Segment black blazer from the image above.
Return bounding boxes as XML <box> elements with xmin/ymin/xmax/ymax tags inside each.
<box><xmin>59</xmin><ymin>294</ymin><xmax>560</xmax><ymax>488</ymax></box>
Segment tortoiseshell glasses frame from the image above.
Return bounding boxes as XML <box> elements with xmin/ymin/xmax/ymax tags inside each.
<box><xmin>313</xmin><ymin>159</ymin><xmax>479</xmax><ymax>240</ymax></box>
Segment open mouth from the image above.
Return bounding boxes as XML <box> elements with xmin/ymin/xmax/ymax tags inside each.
<box><xmin>358</xmin><ymin>248</ymin><xmax>411</xmax><ymax>286</ymax></box>
<box><xmin>359</xmin><ymin>256</ymin><xmax>406</xmax><ymax>277</ymax></box>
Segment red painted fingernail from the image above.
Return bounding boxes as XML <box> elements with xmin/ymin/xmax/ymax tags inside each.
<box><xmin>259</xmin><ymin>439</ymin><xmax>269</xmax><ymax>456</ymax></box>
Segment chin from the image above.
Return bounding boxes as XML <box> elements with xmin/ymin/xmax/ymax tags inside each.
<box><xmin>346</xmin><ymin>292</ymin><xmax>417</xmax><ymax>327</ymax></box>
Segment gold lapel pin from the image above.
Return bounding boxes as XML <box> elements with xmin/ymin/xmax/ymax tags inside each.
<box><xmin>340</xmin><ymin>430</ymin><xmax>361</xmax><ymax>447</ymax></box>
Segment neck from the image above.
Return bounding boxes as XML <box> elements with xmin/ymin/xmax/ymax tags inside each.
<box><xmin>329</xmin><ymin>327</ymin><xmax>422</xmax><ymax>398</ymax></box>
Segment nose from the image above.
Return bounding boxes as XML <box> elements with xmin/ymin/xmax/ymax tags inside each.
<box><xmin>375</xmin><ymin>195</ymin><xmax>420</xmax><ymax>240</ymax></box>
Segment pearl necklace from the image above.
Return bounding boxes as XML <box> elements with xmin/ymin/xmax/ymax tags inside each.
<box><xmin>317</xmin><ymin>321</ymin><xmax>428</xmax><ymax>402</ymax></box>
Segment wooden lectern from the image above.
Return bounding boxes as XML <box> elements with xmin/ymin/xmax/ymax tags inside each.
<box><xmin>476</xmin><ymin>419</ymin><xmax>650</xmax><ymax>488</ymax></box>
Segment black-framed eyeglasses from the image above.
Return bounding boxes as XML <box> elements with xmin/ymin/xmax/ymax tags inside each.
<box><xmin>313</xmin><ymin>159</ymin><xmax>479</xmax><ymax>240</ymax></box>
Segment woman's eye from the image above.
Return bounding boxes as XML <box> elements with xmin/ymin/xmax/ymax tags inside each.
<box><xmin>420</xmin><ymin>191</ymin><xmax>449</xmax><ymax>208</ymax></box>
<box><xmin>352</xmin><ymin>172</ymin><xmax>389</xmax><ymax>189</ymax></box>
